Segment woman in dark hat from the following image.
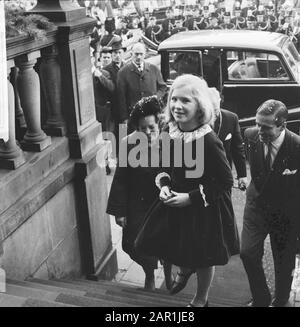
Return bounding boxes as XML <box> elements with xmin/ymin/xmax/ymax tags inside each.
<box><xmin>106</xmin><ymin>96</ymin><xmax>163</xmax><ymax>290</ymax></box>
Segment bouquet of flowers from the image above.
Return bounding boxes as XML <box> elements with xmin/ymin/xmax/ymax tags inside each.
<box><xmin>5</xmin><ymin>1</ymin><xmax>54</xmax><ymax>39</ymax></box>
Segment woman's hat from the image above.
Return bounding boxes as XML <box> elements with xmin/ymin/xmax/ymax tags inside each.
<box><xmin>129</xmin><ymin>96</ymin><xmax>162</xmax><ymax>127</ymax></box>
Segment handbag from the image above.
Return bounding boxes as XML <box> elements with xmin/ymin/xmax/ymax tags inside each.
<box><xmin>134</xmin><ymin>198</ymin><xmax>169</xmax><ymax>258</ymax></box>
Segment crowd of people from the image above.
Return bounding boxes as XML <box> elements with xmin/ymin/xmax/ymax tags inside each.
<box><xmin>106</xmin><ymin>74</ymin><xmax>300</xmax><ymax>307</ymax></box>
<box><xmin>88</xmin><ymin>1</ymin><xmax>300</xmax><ymax>308</ymax></box>
<box><xmin>88</xmin><ymin>0</ymin><xmax>300</xmax><ymax>56</ymax></box>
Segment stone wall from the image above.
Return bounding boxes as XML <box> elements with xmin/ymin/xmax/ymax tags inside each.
<box><xmin>0</xmin><ymin>137</ymin><xmax>116</xmax><ymax>281</ymax></box>
<box><xmin>1</xmin><ymin>182</ymin><xmax>82</xmax><ymax>280</ymax></box>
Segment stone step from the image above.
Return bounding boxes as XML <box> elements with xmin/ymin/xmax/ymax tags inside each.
<box><xmin>27</xmin><ymin>278</ymin><xmax>178</xmax><ymax>307</ymax></box>
<box><xmin>54</xmin><ymin>278</ymin><xmax>187</xmax><ymax>306</ymax></box>
<box><xmin>0</xmin><ymin>293</ymin><xmax>27</xmax><ymax>307</ymax></box>
<box><xmin>140</xmin><ymin>287</ymin><xmax>240</xmax><ymax>307</ymax></box>
<box><xmin>105</xmin><ymin>288</ymin><xmax>189</xmax><ymax>307</ymax></box>
<box><xmin>29</xmin><ymin>278</ymin><xmax>238</xmax><ymax>307</ymax></box>
<box><xmin>6</xmin><ymin>278</ymin><xmax>86</xmax><ymax>297</ymax></box>
<box><xmin>3</xmin><ymin>276</ymin><xmax>243</xmax><ymax>307</ymax></box>
<box><xmin>6</xmin><ymin>280</ymin><xmax>133</xmax><ymax>307</ymax></box>
<box><xmin>69</xmin><ymin>278</ymin><xmax>240</xmax><ymax>307</ymax></box>
<box><xmin>53</xmin><ymin>293</ymin><xmax>134</xmax><ymax>307</ymax></box>
<box><xmin>0</xmin><ymin>292</ymin><xmax>75</xmax><ymax>307</ymax></box>
<box><xmin>6</xmin><ymin>284</ymin><xmax>62</xmax><ymax>302</ymax></box>
<box><xmin>114</xmin><ymin>287</ymin><xmax>235</xmax><ymax>307</ymax></box>
<box><xmin>22</xmin><ymin>298</ymin><xmax>76</xmax><ymax>307</ymax></box>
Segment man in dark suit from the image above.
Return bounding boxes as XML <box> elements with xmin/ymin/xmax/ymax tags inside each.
<box><xmin>100</xmin><ymin>17</ymin><xmax>117</xmax><ymax>47</ymax></box>
<box><xmin>212</xmin><ymin>95</ymin><xmax>247</xmax><ymax>190</ymax></box>
<box><xmin>170</xmin><ymin>15</ymin><xmax>187</xmax><ymax>35</ymax></box>
<box><xmin>117</xmin><ymin>42</ymin><xmax>167</xmax><ymax>125</ymax></box>
<box><xmin>161</xmin><ymin>7</ymin><xmax>175</xmax><ymax>40</ymax></box>
<box><xmin>241</xmin><ymin>99</ymin><xmax>300</xmax><ymax>307</ymax></box>
<box><xmin>103</xmin><ymin>36</ymin><xmax>126</xmax><ymax>127</ymax></box>
<box><xmin>206</xmin><ymin>12</ymin><xmax>221</xmax><ymax>30</ymax></box>
<box><xmin>145</xmin><ymin>16</ymin><xmax>163</xmax><ymax>44</ymax></box>
<box><xmin>241</xmin><ymin>0</ymin><xmax>257</xmax><ymax>18</ymax></box>
<box><xmin>93</xmin><ymin>47</ymin><xmax>114</xmax><ymax>132</ymax></box>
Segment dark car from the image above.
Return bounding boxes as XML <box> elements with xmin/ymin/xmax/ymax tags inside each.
<box><xmin>151</xmin><ymin>30</ymin><xmax>300</xmax><ymax>132</ymax></box>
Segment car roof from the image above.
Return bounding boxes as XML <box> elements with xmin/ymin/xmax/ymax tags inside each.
<box><xmin>158</xmin><ymin>30</ymin><xmax>289</xmax><ymax>53</ymax></box>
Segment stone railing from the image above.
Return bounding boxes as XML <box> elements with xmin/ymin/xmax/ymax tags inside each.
<box><xmin>1</xmin><ymin>31</ymin><xmax>61</xmax><ymax>170</ymax></box>
<box><xmin>0</xmin><ymin>0</ymin><xmax>97</xmax><ymax>169</ymax></box>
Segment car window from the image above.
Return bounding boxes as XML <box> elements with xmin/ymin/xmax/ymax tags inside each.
<box><xmin>166</xmin><ymin>50</ymin><xmax>222</xmax><ymax>89</ymax></box>
<box><xmin>227</xmin><ymin>51</ymin><xmax>290</xmax><ymax>81</ymax></box>
<box><xmin>168</xmin><ymin>51</ymin><xmax>202</xmax><ymax>81</ymax></box>
<box><xmin>282</xmin><ymin>42</ymin><xmax>300</xmax><ymax>82</ymax></box>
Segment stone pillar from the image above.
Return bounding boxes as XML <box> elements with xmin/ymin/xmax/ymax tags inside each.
<box><xmin>40</xmin><ymin>45</ymin><xmax>67</xmax><ymax>136</ymax></box>
<box><xmin>16</xmin><ymin>51</ymin><xmax>51</xmax><ymax>152</ymax></box>
<box><xmin>10</xmin><ymin>67</ymin><xmax>27</xmax><ymax>141</ymax></box>
<box><xmin>29</xmin><ymin>0</ymin><xmax>117</xmax><ymax>280</ymax></box>
<box><xmin>31</xmin><ymin>0</ymin><xmax>100</xmax><ymax>158</ymax></box>
<box><xmin>0</xmin><ymin>61</ymin><xmax>25</xmax><ymax>170</ymax></box>
<box><xmin>30</xmin><ymin>0</ymin><xmax>87</xmax><ymax>22</ymax></box>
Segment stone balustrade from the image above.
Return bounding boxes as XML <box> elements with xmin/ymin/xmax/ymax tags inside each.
<box><xmin>0</xmin><ymin>0</ymin><xmax>95</xmax><ymax>168</ymax></box>
<box><xmin>0</xmin><ymin>22</ymin><xmax>69</xmax><ymax>168</ymax></box>
<box><xmin>0</xmin><ymin>39</ymin><xmax>64</xmax><ymax>168</ymax></box>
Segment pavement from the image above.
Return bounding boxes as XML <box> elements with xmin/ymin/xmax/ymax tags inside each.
<box><xmin>106</xmin><ymin>167</ymin><xmax>300</xmax><ymax>307</ymax></box>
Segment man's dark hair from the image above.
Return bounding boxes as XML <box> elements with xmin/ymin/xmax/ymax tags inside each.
<box><xmin>256</xmin><ymin>99</ymin><xmax>288</xmax><ymax>127</ymax></box>
<box><xmin>100</xmin><ymin>46</ymin><xmax>112</xmax><ymax>56</ymax></box>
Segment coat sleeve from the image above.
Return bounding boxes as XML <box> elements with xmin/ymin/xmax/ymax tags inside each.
<box><xmin>117</xmin><ymin>68</ymin><xmax>129</xmax><ymax>123</ymax></box>
<box><xmin>106</xmin><ymin>140</ymin><xmax>130</xmax><ymax>217</ymax></box>
<box><xmin>154</xmin><ymin>65</ymin><xmax>167</xmax><ymax>100</ymax></box>
<box><xmin>96</xmin><ymin>69</ymin><xmax>115</xmax><ymax>93</ymax></box>
<box><xmin>189</xmin><ymin>134</ymin><xmax>233</xmax><ymax>207</ymax></box>
<box><xmin>106</xmin><ymin>165</ymin><xmax>129</xmax><ymax>218</ymax></box>
<box><xmin>231</xmin><ymin>114</ymin><xmax>247</xmax><ymax>178</ymax></box>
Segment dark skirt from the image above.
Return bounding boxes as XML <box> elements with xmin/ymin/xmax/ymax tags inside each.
<box><xmin>122</xmin><ymin>222</ymin><xmax>158</xmax><ymax>271</ymax></box>
<box><xmin>135</xmin><ymin>191</ymin><xmax>240</xmax><ymax>269</ymax></box>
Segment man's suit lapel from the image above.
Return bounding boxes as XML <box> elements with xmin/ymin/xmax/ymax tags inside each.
<box><xmin>140</xmin><ymin>63</ymin><xmax>150</xmax><ymax>78</ymax></box>
<box><xmin>130</xmin><ymin>62</ymin><xmax>141</xmax><ymax>76</ymax></box>
<box><xmin>257</xmin><ymin>130</ymin><xmax>290</xmax><ymax>198</ymax></box>
<box><xmin>253</xmin><ymin>130</ymin><xmax>290</xmax><ymax>174</ymax></box>
<box><xmin>253</xmin><ymin>136</ymin><xmax>266</xmax><ymax>173</ymax></box>
<box><xmin>215</xmin><ymin>111</ymin><xmax>223</xmax><ymax>138</ymax></box>
<box><xmin>272</xmin><ymin>130</ymin><xmax>290</xmax><ymax>172</ymax></box>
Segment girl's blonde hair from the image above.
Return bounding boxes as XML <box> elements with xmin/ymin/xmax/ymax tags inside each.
<box><xmin>165</xmin><ymin>74</ymin><xmax>215</xmax><ymax>126</ymax></box>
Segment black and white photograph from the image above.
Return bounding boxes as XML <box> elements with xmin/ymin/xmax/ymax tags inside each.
<box><xmin>1</xmin><ymin>0</ymin><xmax>300</xmax><ymax>312</ymax></box>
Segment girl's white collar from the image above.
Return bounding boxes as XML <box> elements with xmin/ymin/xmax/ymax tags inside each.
<box><xmin>168</xmin><ymin>122</ymin><xmax>212</xmax><ymax>143</ymax></box>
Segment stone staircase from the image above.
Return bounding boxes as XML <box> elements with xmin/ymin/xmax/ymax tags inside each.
<box><xmin>0</xmin><ymin>278</ymin><xmax>242</xmax><ymax>307</ymax></box>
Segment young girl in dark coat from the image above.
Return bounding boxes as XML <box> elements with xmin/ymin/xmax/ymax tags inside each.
<box><xmin>135</xmin><ymin>75</ymin><xmax>240</xmax><ymax>306</ymax></box>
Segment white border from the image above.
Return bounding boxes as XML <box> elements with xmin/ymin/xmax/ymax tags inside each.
<box><xmin>0</xmin><ymin>0</ymin><xmax>9</xmax><ymax>142</ymax></box>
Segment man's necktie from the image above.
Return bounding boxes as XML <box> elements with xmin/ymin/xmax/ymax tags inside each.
<box><xmin>265</xmin><ymin>142</ymin><xmax>273</xmax><ymax>172</ymax></box>
<box><xmin>137</xmin><ymin>64</ymin><xmax>142</xmax><ymax>73</ymax></box>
